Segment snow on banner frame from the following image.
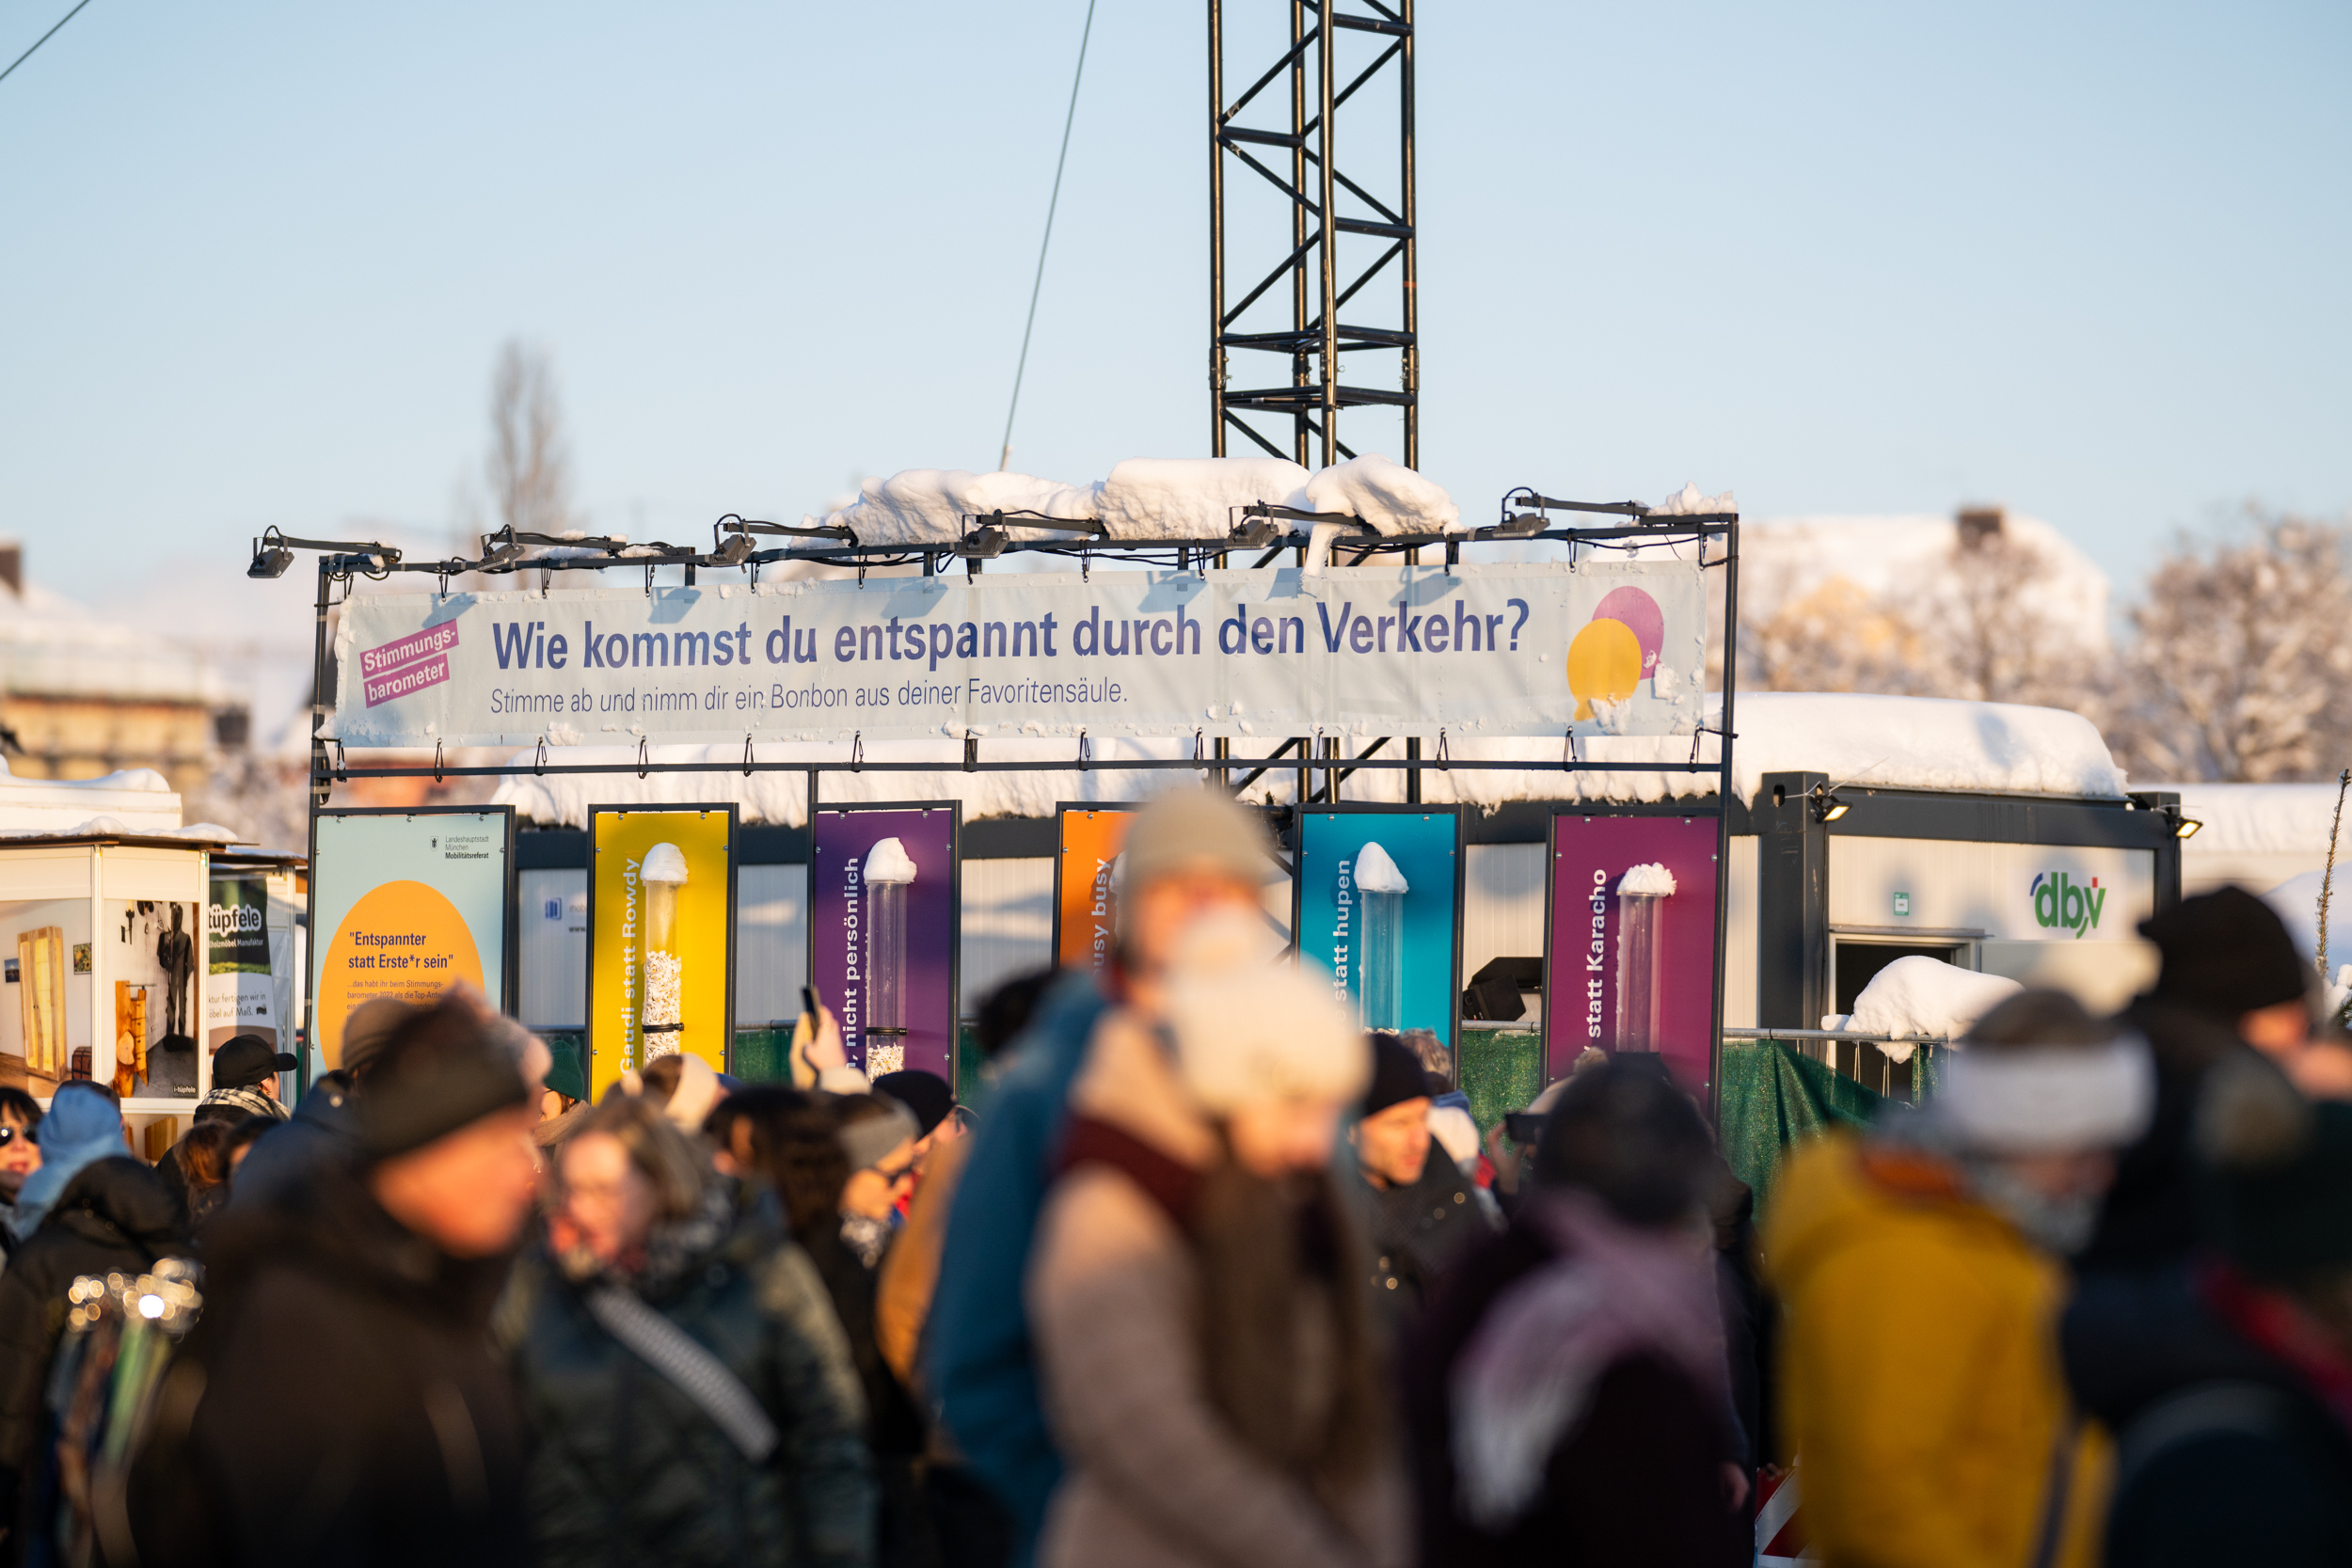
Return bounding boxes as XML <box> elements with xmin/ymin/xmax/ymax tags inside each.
<box><xmin>325</xmin><ymin>562</ymin><xmax>1708</xmax><ymax>749</ymax></box>
<box><xmin>282</xmin><ymin>493</ymin><xmax>1742</xmax><ymax>1109</ymax></box>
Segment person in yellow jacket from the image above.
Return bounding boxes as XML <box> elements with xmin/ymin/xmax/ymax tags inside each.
<box><xmin>1762</xmin><ymin>990</ymin><xmax>2154</xmax><ymax>1568</ymax></box>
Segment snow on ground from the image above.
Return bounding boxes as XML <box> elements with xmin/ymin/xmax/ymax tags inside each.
<box><xmin>1827</xmin><ymin>956</ymin><xmax>2023</xmax><ymax>1060</ymax></box>
<box><xmin>491</xmin><ymin>692</ymin><xmax>2127</xmax><ymax>826</ymax></box>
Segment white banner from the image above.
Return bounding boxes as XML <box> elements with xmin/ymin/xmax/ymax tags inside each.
<box><xmin>326</xmin><ymin>562</ymin><xmax>1708</xmax><ymax>748</ymax></box>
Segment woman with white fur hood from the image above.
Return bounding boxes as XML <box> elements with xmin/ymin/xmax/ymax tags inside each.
<box><xmin>1025</xmin><ymin>912</ymin><xmax>1408</xmax><ymax>1568</ymax></box>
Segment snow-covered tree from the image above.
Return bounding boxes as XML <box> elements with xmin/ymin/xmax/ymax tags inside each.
<box><xmin>1728</xmin><ymin>508</ymin><xmax>2101</xmax><ymax>711</ymax></box>
<box><xmin>2106</xmin><ymin>512</ymin><xmax>2352</xmax><ymax>783</ymax></box>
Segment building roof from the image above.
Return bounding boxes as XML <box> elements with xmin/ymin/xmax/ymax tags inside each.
<box><xmin>0</xmin><ymin>573</ymin><xmax>229</xmax><ymax>706</ymax></box>
<box><xmin>488</xmin><ymin>691</ymin><xmax>2128</xmax><ymax>828</ymax></box>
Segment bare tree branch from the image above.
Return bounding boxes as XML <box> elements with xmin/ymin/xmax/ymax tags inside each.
<box><xmin>486</xmin><ymin>339</ymin><xmax>576</xmax><ymax>542</ymax></box>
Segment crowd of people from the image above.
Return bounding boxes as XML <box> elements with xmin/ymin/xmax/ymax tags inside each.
<box><xmin>0</xmin><ymin>788</ymin><xmax>2340</xmax><ymax>1564</ymax></box>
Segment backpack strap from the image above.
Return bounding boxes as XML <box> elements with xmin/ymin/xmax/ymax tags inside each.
<box><xmin>2112</xmin><ymin>1379</ymin><xmax>2294</xmax><ymax>1501</ymax></box>
<box><xmin>2023</xmin><ymin>1412</ymin><xmax>2078</xmax><ymax>1568</ymax></box>
<box><xmin>585</xmin><ymin>1286</ymin><xmax>779</xmax><ymax>1463</ymax></box>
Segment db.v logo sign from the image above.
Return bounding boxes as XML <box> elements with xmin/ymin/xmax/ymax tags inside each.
<box><xmin>2031</xmin><ymin>871</ymin><xmax>2106</xmax><ymax>939</ymax></box>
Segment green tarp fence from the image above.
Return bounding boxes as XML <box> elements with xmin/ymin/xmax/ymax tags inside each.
<box><xmin>1716</xmin><ymin>1041</ymin><xmax>1885</xmax><ymax>1212</ymax></box>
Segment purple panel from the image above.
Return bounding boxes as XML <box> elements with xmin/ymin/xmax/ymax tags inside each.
<box><xmin>1547</xmin><ymin>816</ymin><xmax>1722</xmax><ymax>1092</ymax></box>
<box><xmin>811</xmin><ymin>807</ymin><xmax>957</xmax><ymax>1085</ymax></box>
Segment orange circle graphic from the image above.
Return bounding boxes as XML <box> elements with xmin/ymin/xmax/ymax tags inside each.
<box><xmin>316</xmin><ymin>880</ymin><xmax>484</xmax><ymax>1068</ymax></box>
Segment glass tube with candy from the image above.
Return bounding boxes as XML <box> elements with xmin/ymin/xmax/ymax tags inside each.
<box><xmin>641</xmin><ymin>842</ymin><xmax>690</xmax><ymax>1058</ymax></box>
<box><xmin>862</xmin><ymin>837</ymin><xmax>918</xmax><ymax>1076</ymax></box>
<box><xmin>1354</xmin><ymin>840</ymin><xmax>1409</xmax><ymax>1032</ymax></box>
<box><xmin>1612</xmin><ymin>862</ymin><xmax>1676</xmax><ymax>1053</ymax></box>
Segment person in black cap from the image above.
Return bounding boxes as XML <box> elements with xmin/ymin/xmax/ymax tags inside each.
<box><xmin>2086</xmin><ymin>885</ymin><xmax>2316</xmax><ymax>1266</ymax></box>
<box><xmin>2071</xmin><ymin>1054</ymin><xmax>2352</xmax><ymax>1563</ymax></box>
<box><xmin>195</xmin><ymin>1033</ymin><xmax>300</xmax><ymax>1125</ymax></box>
<box><xmin>1352</xmin><ymin>1030</ymin><xmax>1498</xmax><ymax>1337</ymax></box>
<box><xmin>122</xmin><ymin>990</ymin><xmax>539</xmax><ymax>1567</ymax></box>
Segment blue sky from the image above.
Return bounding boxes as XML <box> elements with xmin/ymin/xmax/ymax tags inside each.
<box><xmin>2</xmin><ymin>0</ymin><xmax>2345</xmax><ymax>612</ymax></box>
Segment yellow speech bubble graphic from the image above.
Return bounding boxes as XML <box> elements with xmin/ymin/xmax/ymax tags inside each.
<box><xmin>1567</xmin><ymin>616</ymin><xmax>1644</xmax><ymax>721</ymax></box>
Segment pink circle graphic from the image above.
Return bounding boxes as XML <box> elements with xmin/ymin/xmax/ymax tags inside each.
<box><xmin>1592</xmin><ymin>587</ymin><xmax>1664</xmax><ymax>676</ymax></box>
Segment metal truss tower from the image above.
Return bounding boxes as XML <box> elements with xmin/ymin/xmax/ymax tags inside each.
<box><xmin>1210</xmin><ymin>0</ymin><xmax>1416</xmax><ymax>470</ymax></box>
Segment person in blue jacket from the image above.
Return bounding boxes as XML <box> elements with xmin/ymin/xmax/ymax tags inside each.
<box><xmin>928</xmin><ymin>789</ymin><xmax>1279</xmax><ymax>1562</ymax></box>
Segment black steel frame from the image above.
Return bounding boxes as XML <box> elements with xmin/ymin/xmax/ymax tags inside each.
<box><xmin>269</xmin><ymin>491</ymin><xmax>1742</xmax><ymax>1103</ymax></box>
<box><xmin>273</xmin><ymin>495</ymin><xmax>1738</xmax><ymax>794</ymax></box>
<box><xmin>1209</xmin><ymin>0</ymin><xmax>1416</xmax><ymax>469</ymax></box>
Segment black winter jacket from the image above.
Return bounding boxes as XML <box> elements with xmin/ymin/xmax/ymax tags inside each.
<box><xmin>0</xmin><ymin>1156</ymin><xmax>184</xmax><ymax>1517</ymax></box>
<box><xmin>2065</xmin><ymin>1264</ymin><xmax>2352</xmax><ymax>1566</ymax></box>
<box><xmin>497</xmin><ymin>1186</ymin><xmax>876</xmax><ymax>1568</ymax></box>
<box><xmin>118</xmin><ymin>1164</ymin><xmax>532</xmax><ymax>1568</ymax></box>
<box><xmin>1402</xmin><ymin>1214</ymin><xmax>1747</xmax><ymax>1568</ymax></box>
<box><xmin>1361</xmin><ymin>1148</ymin><xmax>1496</xmax><ymax>1335</ymax></box>
<box><xmin>2083</xmin><ymin>997</ymin><xmax>2253</xmax><ymax>1267</ymax></box>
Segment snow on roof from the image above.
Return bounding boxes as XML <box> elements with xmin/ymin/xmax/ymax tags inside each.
<box><xmin>2163</xmin><ymin>783</ymin><xmax>2351</xmax><ymax>859</ymax></box>
<box><xmin>810</xmin><ymin>454</ymin><xmax>1462</xmax><ymax>546</ymax></box>
<box><xmin>1324</xmin><ymin>693</ymin><xmax>2125</xmax><ymax>810</ymax></box>
<box><xmin>0</xmin><ymin>760</ymin><xmax>183</xmax><ymax>834</ymax></box>
<box><xmin>489</xmin><ymin>692</ymin><xmax>2125</xmax><ymax>828</ymax></box>
<box><xmin>0</xmin><ymin>577</ymin><xmax>230</xmax><ymax>706</ymax></box>
<box><xmin>492</xmin><ymin>736</ymin><xmax>1204</xmax><ymax>829</ymax></box>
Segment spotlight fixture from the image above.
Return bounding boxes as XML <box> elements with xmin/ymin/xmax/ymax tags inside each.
<box><xmin>1811</xmin><ymin>784</ymin><xmax>1851</xmax><ymax>824</ymax></box>
<box><xmin>247</xmin><ymin>542</ymin><xmax>294</xmax><ymax>579</ymax></box>
<box><xmin>2175</xmin><ymin>816</ymin><xmax>2203</xmax><ymax>840</ymax></box>
<box><xmin>953</xmin><ymin>526</ymin><xmax>1008</xmax><ymax>561</ymax></box>
<box><xmin>479</xmin><ymin>539</ymin><xmax>526</xmax><ymax>570</ymax></box>
<box><xmin>1229</xmin><ymin>516</ymin><xmax>1282</xmax><ymax>548</ymax></box>
<box><xmin>710</xmin><ymin>531</ymin><xmax>755</xmax><ymax>568</ymax></box>
<box><xmin>1491</xmin><ymin>511</ymin><xmax>1547</xmax><ymax>538</ymax></box>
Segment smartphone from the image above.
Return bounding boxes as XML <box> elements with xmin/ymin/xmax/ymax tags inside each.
<box><xmin>801</xmin><ymin>985</ymin><xmax>820</xmax><ymax>1024</ymax></box>
<box><xmin>1503</xmin><ymin>1112</ymin><xmax>1548</xmax><ymax>1146</ymax></box>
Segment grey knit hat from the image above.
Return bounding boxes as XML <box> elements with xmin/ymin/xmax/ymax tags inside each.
<box><xmin>1117</xmin><ymin>790</ymin><xmax>1277</xmax><ymax>917</ymax></box>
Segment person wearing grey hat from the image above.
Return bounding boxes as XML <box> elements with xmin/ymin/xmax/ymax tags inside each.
<box><xmin>930</xmin><ymin>787</ymin><xmax>1279</xmax><ymax>1559</ymax></box>
<box><xmin>120</xmin><ymin>992</ymin><xmax>540</xmax><ymax>1567</ymax></box>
